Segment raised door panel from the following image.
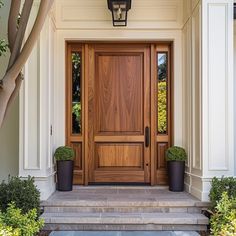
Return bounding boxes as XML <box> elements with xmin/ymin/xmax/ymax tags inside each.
<box><xmin>71</xmin><ymin>142</ymin><xmax>83</xmax><ymax>184</ymax></box>
<box><xmin>156</xmin><ymin>142</ymin><xmax>168</xmax><ymax>185</ymax></box>
<box><xmin>95</xmin><ymin>54</ymin><xmax>143</xmax><ymax>134</ymax></box>
<box><xmin>96</xmin><ymin>143</ymin><xmax>143</xmax><ymax>169</ymax></box>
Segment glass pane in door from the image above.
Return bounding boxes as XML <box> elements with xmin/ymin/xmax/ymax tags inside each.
<box><xmin>71</xmin><ymin>52</ymin><xmax>81</xmax><ymax>134</ymax></box>
<box><xmin>157</xmin><ymin>53</ymin><xmax>168</xmax><ymax>134</ymax></box>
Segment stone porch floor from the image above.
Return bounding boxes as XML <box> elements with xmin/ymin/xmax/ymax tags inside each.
<box><xmin>43</xmin><ymin>186</ymin><xmax>204</xmax><ymax>205</ymax></box>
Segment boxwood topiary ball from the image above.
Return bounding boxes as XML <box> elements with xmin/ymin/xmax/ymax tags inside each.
<box><xmin>54</xmin><ymin>146</ymin><xmax>75</xmax><ymax>161</ymax></box>
<box><xmin>166</xmin><ymin>146</ymin><xmax>187</xmax><ymax>162</ymax></box>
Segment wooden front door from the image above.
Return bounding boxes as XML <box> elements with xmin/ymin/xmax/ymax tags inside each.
<box><xmin>66</xmin><ymin>43</ymin><xmax>171</xmax><ymax>185</ymax></box>
<box><xmin>86</xmin><ymin>44</ymin><xmax>151</xmax><ymax>183</ymax></box>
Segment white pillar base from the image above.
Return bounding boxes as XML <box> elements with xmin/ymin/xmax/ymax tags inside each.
<box><xmin>34</xmin><ymin>173</ymin><xmax>56</xmax><ymax>201</ymax></box>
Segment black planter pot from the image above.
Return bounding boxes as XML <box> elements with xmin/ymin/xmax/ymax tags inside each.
<box><xmin>56</xmin><ymin>160</ymin><xmax>74</xmax><ymax>191</ymax></box>
<box><xmin>167</xmin><ymin>161</ymin><xmax>185</xmax><ymax>192</ymax></box>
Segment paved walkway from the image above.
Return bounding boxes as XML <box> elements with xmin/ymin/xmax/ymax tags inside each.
<box><xmin>50</xmin><ymin>231</ymin><xmax>200</xmax><ymax>236</ymax></box>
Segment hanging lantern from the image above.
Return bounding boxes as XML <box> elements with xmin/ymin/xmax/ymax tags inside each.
<box><xmin>107</xmin><ymin>0</ymin><xmax>132</xmax><ymax>27</ymax></box>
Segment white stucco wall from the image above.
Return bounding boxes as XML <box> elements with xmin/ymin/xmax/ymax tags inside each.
<box><xmin>0</xmin><ymin>0</ymin><xmax>19</xmax><ymax>181</ymax></box>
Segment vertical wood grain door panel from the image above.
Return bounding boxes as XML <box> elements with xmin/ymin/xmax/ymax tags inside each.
<box><xmin>87</xmin><ymin>44</ymin><xmax>151</xmax><ymax>183</ymax></box>
<box><xmin>95</xmin><ymin>54</ymin><xmax>143</xmax><ymax>134</ymax></box>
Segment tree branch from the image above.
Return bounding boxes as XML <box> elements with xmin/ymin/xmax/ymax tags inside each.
<box><xmin>8</xmin><ymin>0</ymin><xmax>33</xmax><ymax>69</ymax></box>
<box><xmin>2</xmin><ymin>0</ymin><xmax>53</xmax><ymax>84</ymax></box>
<box><xmin>8</xmin><ymin>0</ymin><xmax>21</xmax><ymax>53</ymax></box>
<box><xmin>0</xmin><ymin>0</ymin><xmax>54</xmax><ymax>127</ymax></box>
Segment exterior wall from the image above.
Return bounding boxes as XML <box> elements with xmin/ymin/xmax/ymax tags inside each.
<box><xmin>18</xmin><ymin>0</ymin><xmax>235</xmax><ymax>201</ymax></box>
<box><xmin>55</xmin><ymin>0</ymin><xmax>183</xmax><ymax>30</ymax></box>
<box><xmin>0</xmin><ymin>0</ymin><xmax>19</xmax><ymax>181</ymax></box>
<box><xmin>182</xmin><ymin>0</ymin><xmax>203</xmax><ymax>199</ymax></box>
<box><xmin>20</xmin><ymin>0</ymin><xmax>184</xmax><ymax>200</ymax></box>
<box><xmin>192</xmin><ymin>2</ymin><xmax>203</xmax><ymax>198</ymax></box>
<box><xmin>183</xmin><ymin>0</ymin><xmax>234</xmax><ymax>201</ymax></box>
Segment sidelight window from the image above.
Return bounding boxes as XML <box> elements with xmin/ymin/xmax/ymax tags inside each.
<box><xmin>71</xmin><ymin>52</ymin><xmax>82</xmax><ymax>134</ymax></box>
<box><xmin>157</xmin><ymin>52</ymin><xmax>168</xmax><ymax>134</ymax></box>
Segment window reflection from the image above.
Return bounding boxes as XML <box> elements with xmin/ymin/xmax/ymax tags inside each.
<box><xmin>72</xmin><ymin>52</ymin><xmax>81</xmax><ymax>134</ymax></box>
<box><xmin>157</xmin><ymin>53</ymin><xmax>167</xmax><ymax>134</ymax></box>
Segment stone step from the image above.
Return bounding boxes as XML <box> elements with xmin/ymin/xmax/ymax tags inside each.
<box><xmin>42</xmin><ymin>199</ymin><xmax>205</xmax><ymax>207</ymax></box>
<box><xmin>43</xmin><ymin>206</ymin><xmax>201</xmax><ymax>214</ymax></box>
<box><xmin>42</xmin><ymin>198</ymin><xmax>205</xmax><ymax>214</ymax></box>
<box><xmin>41</xmin><ymin>189</ymin><xmax>209</xmax><ymax>231</ymax></box>
<box><xmin>49</xmin><ymin>231</ymin><xmax>201</xmax><ymax>236</ymax></box>
<box><xmin>41</xmin><ymin>212</ymin><xmax>209</xmax><ymax>231</ymax></box>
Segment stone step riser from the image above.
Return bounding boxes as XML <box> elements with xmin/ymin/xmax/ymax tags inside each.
<box><xmin>43</xmin><ymin>223</ymin><xmax>207</xmax><ymax>231</ymax></box>
<box><xmin>43</xmin><ymin>206</ymin><xmax>202</xmax><ymax>214</ymax></box>
<box><xmin>42</xmin><ymin>215</ymin><xmax>208</xmax><ymax>226</ymax></box>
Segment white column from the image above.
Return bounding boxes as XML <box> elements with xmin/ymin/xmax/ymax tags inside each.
<box><xmin>19</xmin><ymin>3</ymin><xmax>56</xmax><ymax>200</ymax></box>
<box><xmin>201</xmin><ymin>0</ymin><xmax>234</xmax><ymax>201</ymax></box>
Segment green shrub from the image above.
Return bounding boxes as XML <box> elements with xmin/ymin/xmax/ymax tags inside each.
<box><xmin>0</xmin><ymin>203</ymin><xmax>44</xmax><ymax>236</ymax></box>
<box><xmin>209</xmin><ymin>177</ymin><xmax>236</xmax><ymax>209</ymax></box>
<box><xmin>0</xmin><ymin>224</ymin><xmax>19</xmax><ymax>236</ymax></box>
<box><xmin>0</xmin><ymin>176</ymin><xmax>40</xmax><ymax>216</ymax></box>
<box><xmin>165</xmin><ymin>146</ymin><xmax>187</xmax><ymax>161</ymax></box>
<box><xmin>210</xmin><ymin>192</ymin><xmax>236</xmax><ymax>236</ymax></box>
<box><xmin>158</xmin><ymin>81</ymin><xmax>167</xmax><ymax>134</ymax></box>
<box><xmin>54</xmin><ymin>146</ymin><xmax>75</xmax><ymax>161</ymax></box>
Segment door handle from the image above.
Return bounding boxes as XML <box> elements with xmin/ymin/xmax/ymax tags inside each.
<box><xmin>145</xmin><ymin>126</ymin><xmax>150</xmax><ymax>147</ymax></box>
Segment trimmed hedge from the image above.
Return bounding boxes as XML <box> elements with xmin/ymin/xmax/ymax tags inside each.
<box><xmin>209</xmin><ymin>177</ymin><xmax>236</xmax><ymax>209</ymax></box>
<box><xmin>0</xmin><ymin>176</ymin><xmax>40</xmax><ymax>216</ymax></box>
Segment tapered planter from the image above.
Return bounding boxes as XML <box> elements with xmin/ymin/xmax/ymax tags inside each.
<box><xmin>57</xmin><ymin>160</ymin><xmax>74</xmax><ymax>191</ymax></box>
<box><xmin>167</xmin><ymin>161</ymin><xmax>185</xmax><ymax>192</ymax></box>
